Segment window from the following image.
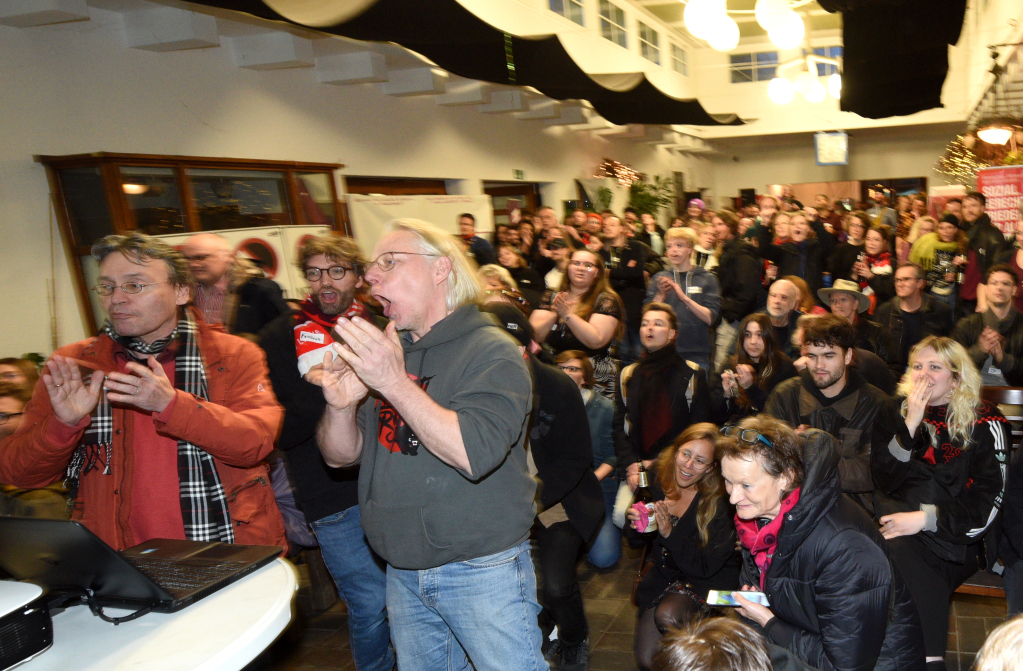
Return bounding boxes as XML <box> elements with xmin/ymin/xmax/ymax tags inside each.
<box><xmin>812</xmin><ymin>46</ymin><xmax>843</xmax><ymax>76</ymax></box>
<box><xmin>120</xmin><ymin>166</ymin><xmax>186</xmax><ymax>236</ymax></box>
<box><xmin>730</xmin><ymin>51</ymin><xmax>778</xmax><ymax>83</ymax></box>
<box><xmin>638</xmin><ymin>22</ymin><xmax>660</xmax><ymax>65</ymax></box>
<box><xmin>187</xmin><ymin>169</ymin><xmax>292</xmax><ymax>230</ymax></box>
<box><xmin>671</xmin><ymin>43</ymin><xmax>688</xmax><ymax>76</ymax></box>
<box><xmin>38</xmin><ymin>152</ymin><xmax>343</xmax><ymax>335</ymax></box>
<box><xmin>549</xmin><ymin>0</ymin><xmax>584</xmax><ymax>26</ymax></box>
<box><xmin>599</xmin><ymin>1</ymin><xmax>627</xmax><ymax>48</ymax></box>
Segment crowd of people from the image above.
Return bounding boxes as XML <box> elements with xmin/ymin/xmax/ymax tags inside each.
<box><xmin>2</xmin><ymin>189</ymin><xmax>1023</xmax><ymax>671</ymax></box>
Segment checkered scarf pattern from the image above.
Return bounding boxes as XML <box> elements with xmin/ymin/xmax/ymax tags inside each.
<box><xmin>67</xmin><ymin>315</ymin><xmax>235</xmax><ymax>543</ymax></box>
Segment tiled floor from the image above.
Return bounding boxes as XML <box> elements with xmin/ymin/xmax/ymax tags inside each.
<box><xmin>266</xmin><ymin>544</ymin><xmax>1008</xmax><ymax>671</ymax></box>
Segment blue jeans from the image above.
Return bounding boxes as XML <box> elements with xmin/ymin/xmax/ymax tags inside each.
<box><xmin>386</xmin><ymin>540</ymin><xmax>549</xmax><ymax>671</ymax></box>
<box><xmin>586</xmin><ymin>487</ymin><xmax>621</xmax><ymax>568</ymax></box>
<box><xmin>311</xmin><ymin>506</ymin><xmax>394</xmax><ymax>671</ymax></box>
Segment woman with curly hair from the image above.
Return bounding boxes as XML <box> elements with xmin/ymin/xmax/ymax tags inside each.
<box><xmin>710</xmin><ymin>313</ymin><xmax>796</xmax><ymax>424</ymax></box>
<box><xmin>626</xmin><ymin>423</ymin><xmax>739</xmax><ymax>671</ymax></box>
<box><xmin>874</xmin><ymin>336</ymin><xmax>1010</xmax><ymax>671</ymax></box>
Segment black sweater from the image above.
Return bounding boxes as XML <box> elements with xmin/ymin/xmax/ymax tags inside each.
<box><xmin>528</xmin><ymin>356</ymin><xmax>605</xmax><ymax>543</ymax></box>
<box><xmin>258</xmin><ymin>311</ymin><xmax>359</xmax><ymax>523</ymax></box>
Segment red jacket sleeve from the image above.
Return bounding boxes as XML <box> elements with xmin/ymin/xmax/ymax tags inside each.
<box><xmin>152</xmin><ymin>338</ymin><xmax>283</xmax><ymax>468</ymax></box>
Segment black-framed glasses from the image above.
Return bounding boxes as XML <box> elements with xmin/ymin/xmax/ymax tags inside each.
<box><xmin>720</xmin><ymin>425</ymin><xmax>774</xmax><ymax>449</ymax></box>
<box><xmin>368</xmin><ymin>251</ymin><xmax>438</xmax><ymax>273</ymax></box>
<box><xmin>557</xmin><ymin>365</ymin><xmax>583</xmax><ymax>374</ymax></box>
<box><xmin>92</xmin><ymin>281</ymin><xmax>170</xmax><ymax>296</ymax></box>
<box><xmin>304</xmin><ymin>265</ymin><xmax>352</xmax><ymax>282</ymax></box>
<box><xmin>0</xmin><ymin>412</ymin><xmax>23</xmax><ymax>425</ymax></box>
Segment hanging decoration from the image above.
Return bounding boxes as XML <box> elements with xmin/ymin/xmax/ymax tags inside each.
<box><xmin>594</xmin><ymin>159</ymin><xmax>642</xmax><ymax>186</ymax></box>
<box><xmin>934</xmin><ymin>136</ymin><xmax>991</xmax><ymax>187</ymax></box>
<box><xmin>683</xmin><ymin>0</ymin><xmax>810</xmax><ymax>53</ymax></box>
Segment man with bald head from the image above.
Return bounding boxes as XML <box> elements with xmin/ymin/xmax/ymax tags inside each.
<box><xmin>181</xmin><ymin>232</ymin><xmax>289</xmax><ymax>337</ymax></box>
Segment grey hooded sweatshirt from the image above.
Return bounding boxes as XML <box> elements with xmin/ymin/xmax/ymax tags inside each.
<box><xmin>357</xmin><ymin>304</ymin><xmax>536</xmax><ymax>570</ymax></box>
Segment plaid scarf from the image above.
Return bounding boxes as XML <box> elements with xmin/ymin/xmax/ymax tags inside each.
<box><xmin>67</xmin><ymin>314</ymin><xmax>235</xmax><ymax>543</ymax></box>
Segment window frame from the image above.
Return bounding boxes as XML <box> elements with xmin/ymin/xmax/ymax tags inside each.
<box><xmin>548</xmin><ymin>0</ymin><xmax>584</xmax><ymax>26</ymax></box>
<box><xmin>670</xmin><ymin>43</ymin><xmax>688</xmax><ymax>77</ymax></box>
<box><xmin>729</xmin><ymin>51</ymin><xmax>779</xmax><ymax>83</ymax></box>
<box><xmin>638</xmin><ymin>21</ymin><xmax>661</xmax><ymax>65</ymax></box>
<box><xmin>598</xmin><ymin>0</ymin><xmax>628</xmax><ymax>49</ymax></box>
<box><xmin>812</xmin><ymin>46</ymin><xmax>844</xmax><ymax>76</ymax></box>
<box><xmin>36</xmin><ymin>152</ymin><xmax>345</xmax><ymax>333</ymax></box>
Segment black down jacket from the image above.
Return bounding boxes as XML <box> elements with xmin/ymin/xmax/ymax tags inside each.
<box><xmin>739</xmin><ymin>429</ymin><xmax>925</xmax><ymax>671</ymax></box>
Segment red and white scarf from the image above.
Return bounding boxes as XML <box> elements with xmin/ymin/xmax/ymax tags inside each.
<box><xmin>734</xmin><ymin>487</ymin><xmax>801</xmax><ymax>590</ymax></box>
<box><xmin>294</xmin><ymin>297</ymin><xmax>370</xmax><ymax>376</ymax></box>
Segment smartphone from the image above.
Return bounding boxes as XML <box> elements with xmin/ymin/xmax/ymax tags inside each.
<box><xmin>706</xmin><ymin>590</ymin><xmax>770</xmax><ymax>607</ymax></box>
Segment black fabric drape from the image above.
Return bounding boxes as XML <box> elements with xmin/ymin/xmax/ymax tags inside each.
<box><xmin>187</xmin><ymin>0</ymin><xmax>743</xmax><ymax>126</ymax></box>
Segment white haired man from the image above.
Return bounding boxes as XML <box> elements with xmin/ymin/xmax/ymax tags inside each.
<box><xmin>317</xmin><ymin>220</ymin><xmax>545</xmax><ymax>670</ymax></box>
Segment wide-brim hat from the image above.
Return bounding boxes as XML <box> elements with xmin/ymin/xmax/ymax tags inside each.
<box><xmin>817</xmin><ymin>279</ymin><xmax>870</xmax><ymax>313</ymax></box>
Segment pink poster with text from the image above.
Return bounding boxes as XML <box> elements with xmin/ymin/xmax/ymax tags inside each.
<box><xmin>977</xmin><ymin>166</ymin><xmax>1023</xmax><ymax>235</ymax></box>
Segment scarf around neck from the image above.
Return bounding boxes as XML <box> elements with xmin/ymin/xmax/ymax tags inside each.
<box><xmin>294</xmin><ymin>297</ymin><xmax>368</xmax><ymax>376</ymax></box>
<box><xmin>735</xmin><ymin>487</ymin><xmax>801</xmax><ymax>590</ymax></box>
<box><xmin>69</xmin><ymin>313</ymin><xmax>235</xmax><ymax>543</ymax></box>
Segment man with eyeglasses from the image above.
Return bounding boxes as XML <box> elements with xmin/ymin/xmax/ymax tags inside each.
<box><xmin>256</xmin><ymin>233</ymin><xmax>394</xmax><ymax>671</ymax></box>
<box><xmin>0</xmin><ymin>231</ymin><xmax>286</xmax><ymax>551</ymax></box>
<box><xmin>316</xmin><ymin>218</ymin><xmax>542</xmax><ymax>671</ymax></box>
<box><xmin>181</xmin><ymin>232</ymin><xmax>290</xmax><ymax>337</ymax></box>
<box><xmin>764</xmin><ymin>313</ymin><xmax>893</xmax><ymax>511</ymax></box>
<box><xmin>873</xmin><ymin>262</ymin><xmax>953</xmax><ymax>373</ymax></box>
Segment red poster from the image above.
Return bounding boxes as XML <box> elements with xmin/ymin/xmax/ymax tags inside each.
<box><xmin>976</xmin><ymin>166</ymin><xmax>1023</xmax><ymax>235</ymax></box>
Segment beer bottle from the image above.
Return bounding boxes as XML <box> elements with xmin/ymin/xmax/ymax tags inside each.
<box><xmin>634</xmin><ymin>464</ymin><xmax>657</xmax><ymax>533</ymax></box>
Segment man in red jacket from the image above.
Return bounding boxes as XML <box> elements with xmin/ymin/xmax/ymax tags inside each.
<box><xmin>0</xmin><ymin>232</ymin><xmax>286</xmax><ymax>551</ymax></box>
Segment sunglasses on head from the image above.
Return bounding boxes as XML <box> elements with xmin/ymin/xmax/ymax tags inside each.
<box><xmin>720</xmin><ymin>425</ymin><xmax>774</xmax><ymax>449</ymax></box>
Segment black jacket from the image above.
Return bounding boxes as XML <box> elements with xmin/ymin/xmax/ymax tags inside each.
<box><xmin>872</xmin><ymin>295</ymin><xmax>954</xmax><ymax>371</ymax></box>
<box><xmin>710</xmin><ymin>356</ymin><xmax>797</xmax><ymax>424</ymax></box>
<box><xmin>999</xmin><ymin>447</ymin><xmax>1023</xmax><ymax>568</ymax></box>
<box><xmin>764</xmin><ymin>369</ymin><xmax>892</xmax><ymax>500</ymax></box>
<box><xmin>854</xmin><ymin>316</ymin><xmax>900</xmax><ymax>374</ymax></box>
<box><xmin>965</xmin><ymin>213</ymin><xmax>1006</xmax><ymax>276</ymax></box>
<box><xmin>232</xmin><ymin>277</ymin><xmax>291</xmax><ymax>338</ymax></box>
<box><xmin>952</xmin><ymin>308</ymin><xmax>1023</xmax><ymax>386</ymax></box>
<box><xmin>528</xmin><ymin>357</ymin><xmax>605</xmax><ymax>542</ymax></box>
<box><xmin>755</xmin><ymin>218</ymin><xmax>837</xmax><ymax>298</ymax></box>
<box><xmin>829</xmin><ymin>241</ymin><xmax>865</xmax><ymax>282</ymax></box>
<box><xmin>602</xmin><ymin>241</ymin><xmax>647</xmax><ymax>329</ymax></box>
<box><xmin>873</xmin><ymin>400</ymin><xmax>1009</xmax><ymax>565</ymax></box>
<box><xmin>258</xmin><ymin>311</ymin><xmax>358</xmax><ymax>523</ymax></box>
<box><xmin>507</xmin><ymin>265</ymin><xmax>544</xmax><ymax>310</ymax></box>
<box><xmin>740</xmin><ymin>430</ymin><xmax>925</xmax><ymax>671</ymax></box>
<box><xmin>613</xmin><ymin>354</ymin><xmax>710</xmax><ymax>476</ymax></box>
<box><xmin>628</xmin><ymin>487</ymin><xmax>740</xmax><ymax>615</ymax></box>
<box><xmin>715</xmin><ymin>237</ymin><xmax>763</xmax><ymax>323</ymax></box>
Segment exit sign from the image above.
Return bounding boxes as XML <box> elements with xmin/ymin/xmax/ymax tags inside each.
<box><xmin>513</xmin><ymin>169</ymin><xmax>525</xmax><ymax>180</ymax></box>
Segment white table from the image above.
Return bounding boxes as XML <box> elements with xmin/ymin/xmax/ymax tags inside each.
<box><xmin>20</xmin><ymin>558</ymin><xmax>298</xmax><ymax>671</ymax></box>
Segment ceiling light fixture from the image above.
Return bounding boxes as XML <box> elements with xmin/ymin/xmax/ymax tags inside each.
<box><xmin>963</xmin><ymin>46</ymin><xmax>1023</xmax><ymax>149</ymax></box>
<box><xmin>767</xmin><ymin>51</ymin><xmax>842</xmax><ymax>105</ymax></box>
<box><xmin>684</xmin><ymin>0</ymin><xmax>811</xmax><ymax>53</ymax></box>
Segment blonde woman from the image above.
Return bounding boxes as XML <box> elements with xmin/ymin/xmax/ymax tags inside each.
<box><xmin>874</xmin><ymin>336</ymin><xmax>1010</xmax><ymax>669</ymax></box>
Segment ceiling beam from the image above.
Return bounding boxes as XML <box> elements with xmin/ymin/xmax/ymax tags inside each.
<box><xmin>0</xmin><ymin>0</ymin><xmax>89</xmax><ymax>27</ymax></box>
<box><xmin>121</xmin><ymin>6</ymin><xmax>220</xmax><ymax>52</ymax></box>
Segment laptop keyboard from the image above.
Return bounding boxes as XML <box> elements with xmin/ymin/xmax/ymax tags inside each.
<box><xmin>121</xmin><ymin>555</ymin><xmax>245</xmax><ymax>593</ymax></box>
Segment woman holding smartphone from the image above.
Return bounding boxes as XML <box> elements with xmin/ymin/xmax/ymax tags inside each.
<box><xmin>625</xmin><ymin>423</ymin><xmax>740</xmax><ymax>671</ymax></box>
<box><xmin>717</xmin><ymin>415</ymin><xmax>924</xmax><ymax>671</ymax></box>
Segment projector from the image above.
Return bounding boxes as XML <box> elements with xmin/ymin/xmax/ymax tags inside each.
<box><xmin>0</xmin><ymin>581</ymin><xmax>52</xmax><ymax>670</ymax></box>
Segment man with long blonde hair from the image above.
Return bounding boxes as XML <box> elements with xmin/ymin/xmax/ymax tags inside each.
<box><xmin>316</xmin><ymin>219</ymin><xmax>545</xmax><ymax>671</ymax></box>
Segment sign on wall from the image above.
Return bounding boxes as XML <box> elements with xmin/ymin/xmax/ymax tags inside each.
<box><xmin>347</xmin><ymin>194</ymin><xmax>494</xmax><ymax>254</ymax></box>
<box><xmin>977</xmin><ymin>166</ymin><xmax>1023</xmax><ymax>235</ymax></box>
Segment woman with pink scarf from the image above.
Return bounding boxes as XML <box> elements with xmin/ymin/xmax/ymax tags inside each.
<box><xmin>716</xmin><ymin>415</ymin><xmax>924</xmax><ymax>671</ymax></box>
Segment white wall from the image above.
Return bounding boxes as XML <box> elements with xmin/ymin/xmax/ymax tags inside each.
<box><xmin>706</xmin><ymin>124</ymin><xmax>961</xmax><ymax>207</ymax></box>
<box><xmin>0</xmin><ymin>9</ymin><xmax>692</xmax><ymax>356</ymax></box>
